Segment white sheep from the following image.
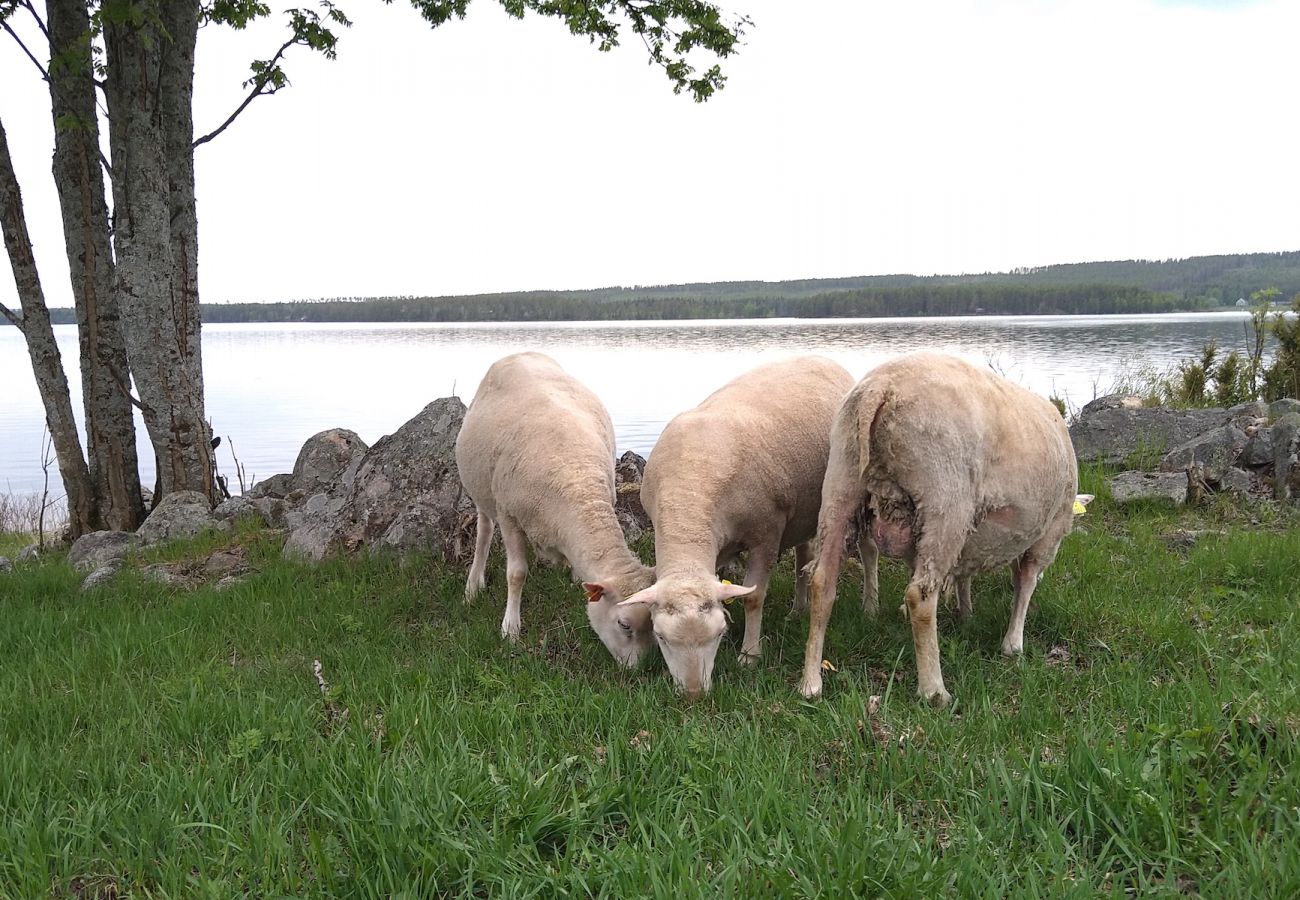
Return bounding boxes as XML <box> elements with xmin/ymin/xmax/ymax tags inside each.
<box><xmin>618</xmin><ymin>356</ymin><xmax>856</xmax><ymax>697</ymax></box>
<box><xmin>455</xmin><ymin>352</ymin><xmax>655</xmax><ymax>666</ymax></box>
<box><xmin>799</xmin><ymin>352</ymin><xmax>1078</xmax><ymax>706</ymax></box>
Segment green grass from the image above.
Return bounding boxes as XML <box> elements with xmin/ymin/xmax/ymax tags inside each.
<box><xmin>1</xmin><ymin>497</ymin><xmax>1298</xmax><ymax>898</ymax></box>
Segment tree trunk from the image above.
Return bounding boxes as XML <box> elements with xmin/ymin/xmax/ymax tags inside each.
<box><xmin>0</xmin><ymin>118</ymin><xmax>96</xmax><ymax>538</ymax></box>
<box><xmin>47</xmin><ymin>0</ymin><xmax>146</xmax><ymax>530</ymax></box>
<box><xmin>104</xmin><ymin>6</ymin><xmax>214</xmax><ymax>504</ymax></box>
<box><xmin>159</xmin><ymin>0</ymin><xmax>210</xmax><ymax>490</ymax></box>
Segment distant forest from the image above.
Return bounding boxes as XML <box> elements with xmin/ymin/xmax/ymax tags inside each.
<box><xmin>17</xmin><ymin>249</ymin><xmax>1300</xmax><ymax>325</ymax></box>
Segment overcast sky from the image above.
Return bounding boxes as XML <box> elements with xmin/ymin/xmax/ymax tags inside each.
<box><xmin>2</xmin><ymin>0</ymin><xmax>1297</xmax><ymax>305</ymax></box>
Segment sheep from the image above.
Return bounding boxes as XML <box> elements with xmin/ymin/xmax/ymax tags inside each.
<box><xmin>799</xmin><ymin>352</ymin><xmax>1078</xmax><ymax>707</ymax></box>
<box><xmin>617</xmin><ymin>356</ymin><xmax>857</xmax><ymax>697</ymax></box>
<box><xmin>455</xmin><ymin>352</ymin><xmax>655</xmax><ymax>666</ymax></box>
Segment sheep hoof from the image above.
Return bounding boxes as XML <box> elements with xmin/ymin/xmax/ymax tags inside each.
<box><xmin>921</xmin><ymin>686</ymin><xmax>952</xmax><ymax>709</ymax></box>
<box><xmin>738</xmin><ymin>650</ymin><xmax>761</xmax><ymax>667</ymax></box>
<box><xmin>798</xmin><ymin>676</ymin><xmax>823</xmax><ymax>700</ymax></box>
<box><xmin>1000</xmin><ymin>641</ymin><xmax>1023</xmax><ymax>658</ymax></box>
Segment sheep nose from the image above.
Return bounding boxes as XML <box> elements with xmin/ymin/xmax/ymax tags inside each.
<box><xmin>681</xmin><ymin>685</ymin><xmax>702</xmax><ymax>702</ymax></box>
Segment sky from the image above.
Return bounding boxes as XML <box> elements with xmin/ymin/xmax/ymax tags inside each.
<box><xmin>1</xmin><ymin>0</ymin><xmax>1298</xmax><ymax>306</ymax></box>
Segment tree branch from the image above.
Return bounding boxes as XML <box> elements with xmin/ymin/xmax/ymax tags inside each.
<box><xmin>0</xmin><ymin>302</ymin><xmax>23</xmax><ymax>330</ymax></box>
<box><xmin>193</xmin><ymin>37</ymin><xmax>293</xmax><ymax>149</ymax></box>
<box><xmin>20</xmin><ymin>0</ymin><xmax>49</xmax><ymax>43</ymax></box>
<box><xmin>2</xmin><ymin>18</ymin><xmax>49</xmax><ymax>81</ymax></box>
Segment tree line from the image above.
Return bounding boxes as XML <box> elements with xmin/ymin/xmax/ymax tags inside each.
<box><xmin>184</xmin><ymin>283</ymin><xmax>1192</xmax><ymax>323</ymax></box>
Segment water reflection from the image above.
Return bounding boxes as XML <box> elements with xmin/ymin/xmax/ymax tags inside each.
<box><xmin>0</xmin><ymin>313</ymin><xmax>1257</xmax><ymax>495</ymax></box>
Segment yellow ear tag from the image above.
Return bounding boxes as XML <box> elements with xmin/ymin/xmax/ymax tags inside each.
<box><xmin>720</xmin><ymin>579</ymin><xmax>735</xmax><ymax>604</ymax></box>
<box><xmin>1072</xmin><ymin>499</ymin><xmax>1088</xmax><ymax>516</ymax></box>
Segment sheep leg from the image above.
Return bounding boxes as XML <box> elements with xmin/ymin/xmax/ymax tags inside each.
<box><xmin>1001</xmin><ymin>555</ymin><xmax>1044</xmax><ymax>658</ymax></box>
<box><xmin>498</xmin><ymin>517</ymin><xmax>529</xmax><ymax>642</ymax></box>
<box><xmin>858</xmin><ymin>529</ymin><xmax>879</xmax><ymax>617</ymax></box>
<box><xmin>792</xmin><ymin>541</ymin><xmax>813</xmax><ymax>614</ymax></box>
<box><xmin>798</xmin><ymin>492</ymin><xmax>859</xmax><ymax>699</ymax></box>
<box><xmin>956</xmin><ymin>575</ymin><xmax>973</xmax><ymax>623</ymax></box>
<box><xmin>465</xmin><ymin>509</ymin><xmax>495</xmax><ymax>602</ymax></box>
<box><xmin>907</xmin><ymin>515</ymin><xmax>968</xmax><ymax>708</ymax></box>
<box><xmin>739</xmin><ymin>546</ymin><xmax>777</xmax><ymax>665</ymax></box>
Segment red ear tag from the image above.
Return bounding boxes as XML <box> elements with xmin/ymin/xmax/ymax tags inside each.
<box><xmin>584</xmin><ymin>584</ymin><xmax>604</xmax><ymax>604</ymax></box>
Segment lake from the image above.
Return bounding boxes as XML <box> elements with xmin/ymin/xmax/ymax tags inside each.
<box><xmin>0</xmin><ymin>312</ymin><xmax>1260</xmax><ymax>498</ymax></box>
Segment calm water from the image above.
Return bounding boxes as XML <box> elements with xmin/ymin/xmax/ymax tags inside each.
<box><xmin>0</xmin><ymin>313</ymin><xmax>1260</xmax><ymax>497</ymax></box>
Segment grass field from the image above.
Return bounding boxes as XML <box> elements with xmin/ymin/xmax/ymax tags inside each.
<box><xmin>1</xmin><ymin>478</ymin><xmax>1298</xmax><ymax>897</ymax></box>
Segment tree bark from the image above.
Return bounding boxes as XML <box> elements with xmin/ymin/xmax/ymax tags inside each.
<box><xmin>0</xmin><ymin>117</ymin><xmax>96</xmax><ymax>538</ymax></box>
<box><xmin>47</xmin><ymin>0</ymin><xmax>146</xmax><ymax>529</ymax></box>
<box><xmin>104</xmin><ymin>3</ymin><xmax>214</xmax><ymax>504</ymax></box>
<box><xmin>160</xmin><ymin>0</ymin><xmax>207</xmax><ymax>475</ymax></box>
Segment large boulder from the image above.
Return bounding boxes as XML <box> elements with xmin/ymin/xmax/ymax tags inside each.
<box><xmin>246</xmin><ymin>429</ymin><xmax>369</xmax><ymax>504</ymax></box>
<box><xmin>1238</xmin><ymin>428</ymin><xmax>1275</xmax><ymax>468</ymax></box>
<box><xmin>213</xmin><ymin>495</ymin><xmax>290</xmax><ymax>529</ymax></box>
<box><xmin>136</xmin><ymin>491</ymin><xmax>217</xmax><ymax>545</ymax></box>
<box><xmin>613</xmin><ymin>451</ymin><xmax>651</xmax><ymax>542</ymax></box>
<box><xmin>284</xmin><ymin>398</ymin><xmax>472</xmax><ymax>561</ymax></box>
<box><xmin>1158</xmin><ymin>424</ymin><xmax>1249</xmax><ymax>483</ymax></box>
<box><xmin>1272</xmin><ymin>413</ymin><xmax>1300</xmax><ymax>502</ymax></box>
<box><xmin>1070</xmin><ymin>395</ymin><xmax>1230</xmax><ymax>466</ymax></box>
<box><xmin>246</xmin><ymin>472</ymin><xmax>295</xmax><ymax>501</ymax></box>
<box><xmin>1268</xmin><ymin>398</ymin><xmax>1300</xmax><ymax>420</ymax></box>
<box><xmin>1109</xmin><ymin>471</ymin><xmax>1188</xmax><ymax>506</ymax></box>
<box><xmin>67</xmin><ymin>530</ymin><xmax>142</xmax><ymax>572</ymax></box>
<box><xmin>291</xmin><ymin>428</ymin><xmax>369</xmax><ymax>496</ymax></box>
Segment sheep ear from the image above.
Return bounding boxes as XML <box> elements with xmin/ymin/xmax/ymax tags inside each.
<box><xmin>715</xmin><ymin>581</ymin><xmax>756</xmax><ymax>602</ymax></box>
<box><xmin>582</xmin><ymin>582</ymin><xmax>606</xmax><ymax>604</ymax></box>
<box><xmin>617</xmin><ymin>585</ymin><xmax>659</xmax><ymax>607</ymax></box>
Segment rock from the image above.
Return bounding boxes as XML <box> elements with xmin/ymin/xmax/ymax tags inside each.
<box><xmin>203</xmin><ymin>550</ymin><xmax>245</xmax><ymax>577</ymax></box>
<box><xmin>1159</xmin><ymin>424</ymin><xmax>1248</xmax><ymax>482</ymax></box>
<box><xmin>214</xmin><ymin>496</ymin><xmax>262</xmax><ymax>523</ymax></box>
<box><xmin>1070</xmin><ymin>397</ymin><xmax>1229</xmax><ymax>466</ymax></box>
<box><xmin>291</xmin><ymin>428</ymin><xmax>369</xmax><ymax>497</ymax></box>
<box><xmin>247</xmin><ymin>472</ymin><xmax>295</xmax><ymax>500</ymax></box>
<box><xmin>0</xmin><ymin>556</ymin><xmax>10</xmax><ymax>572</ymax></box>
<box><xmin>1217</xmin><ymin>467</ymin><xmax>1254</xmax><ymax>496</ymax></box>
<box><xmin>1272</xmin><ymin>413</ymin><xmax>1300</xmax><ymax>502</ymax></box>
<box><xmin>1228</xmin><ymin>400</ymin><xmax>1269</xmax><ymax>420</ymax></box>
<box><xmin>1109</xmin><ymin>471</ymin><xmax>1188</xmax><ymax>505</ymax></box>
<box><xmin>615</xmin><ymin>451</ymin><xmax>647</xmax><ymax>486</ymax></box>
<box><xmin>615</xmin><ymin>483</ymin><xmax>652</xmax><ymax>542</ymax></box>
<box><xmin>214</xmin><ymin>574</ymin><xmax>247</xmax><ymax>592</ymax></box>
<box><xmin>136</xmin><ymin>491</ymin><xmax>217</xmax><ymax>545</ymax></box>
<box><xmin>81</xmin><ymin>559</ymin><xmax>123</xmax><ymax>590</ymax></box>
<box><xmin>1238</xmin><ymin>429</ymin><xmax>1275</xmax><ymax>467</ymax></box>
<box><xmin>283</xmin><ymin>397</ymin><xmax>472</xmax><ymax>561</ymax></box>
<box><xmin>141</xmin><ymin>564</ymin><xmax>191</xmax><ymax>587</ymax></box>
<box><xmin>67</xmin><ymin>530</ymin><xmax>142</xmax><ymax>572</ymax></box>
<box><xmin>253</xmin><ymin>497</ymin><xmax>290</xmax><ymax>528</ymax></box>
<box><xmin>17</xmin><ymin>543</ymin><xmax>40</xmax><ymax>562</ymax></box>
<box><xmin>1079</xmin><ymin>394</ymin><xmax>1145</xmax><ymax>415</ymax></box>
<box><xmin>1269</xmin><ymin>398</ymin><xmax>1300</xmax><ymax>420</ymax></box>
<box><xmin>1164</xmin><ymin>528</ymin><xmax>1226</xmax><ymax>551</ymax></box>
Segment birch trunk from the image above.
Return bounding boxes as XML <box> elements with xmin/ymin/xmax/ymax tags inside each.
<box><xmin>104</xmin><ymin>7</ymin><xmax>214</xmax><ymax>504</ymax></box>
<box><xmin>47</xmin><ymin>0</ymin><xmax>146</xmax><ymax>529</ymax></box>
<box><xmin>0</xmin><ymin>118</ymin><xmax>95</xmax><ymax>538</ymax></box>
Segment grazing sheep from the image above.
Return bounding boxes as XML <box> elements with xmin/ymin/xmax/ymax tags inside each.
<box><xmin>455</xmin><ymin>352</ymin><xmax>655</xmax><ymax>666</ymax></box>
<box><xmin>618</xmin><ymin>356</ymin><xmax>856</xmax><ymax>697</ymax></box>
<box><xmin>799</xmin><ymin>353</ymin><xmax>1078</xmax><ymax>706</ymax></box>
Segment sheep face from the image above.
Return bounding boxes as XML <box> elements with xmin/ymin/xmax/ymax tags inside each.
<box><xmin>619</xmin><ymin>575</ymin><xmax>754</xmax><ymax>697</ymax></box>
<box><xmin>584</xmin><ymin>591</ymin><xmax>655</xmax><ymax>668</ymax></box>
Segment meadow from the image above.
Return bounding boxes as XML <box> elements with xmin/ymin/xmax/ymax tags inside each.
<box><xmin>1</xmin><ymin>472</ymin><xmax>1297</xmax><ymax>897</ymax></box>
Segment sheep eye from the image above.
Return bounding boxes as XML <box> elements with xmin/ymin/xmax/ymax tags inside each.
<box><xmin>617</xmin><ymin>620</ymin><xmax>632</xmax><ymax>633</ymax></box>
